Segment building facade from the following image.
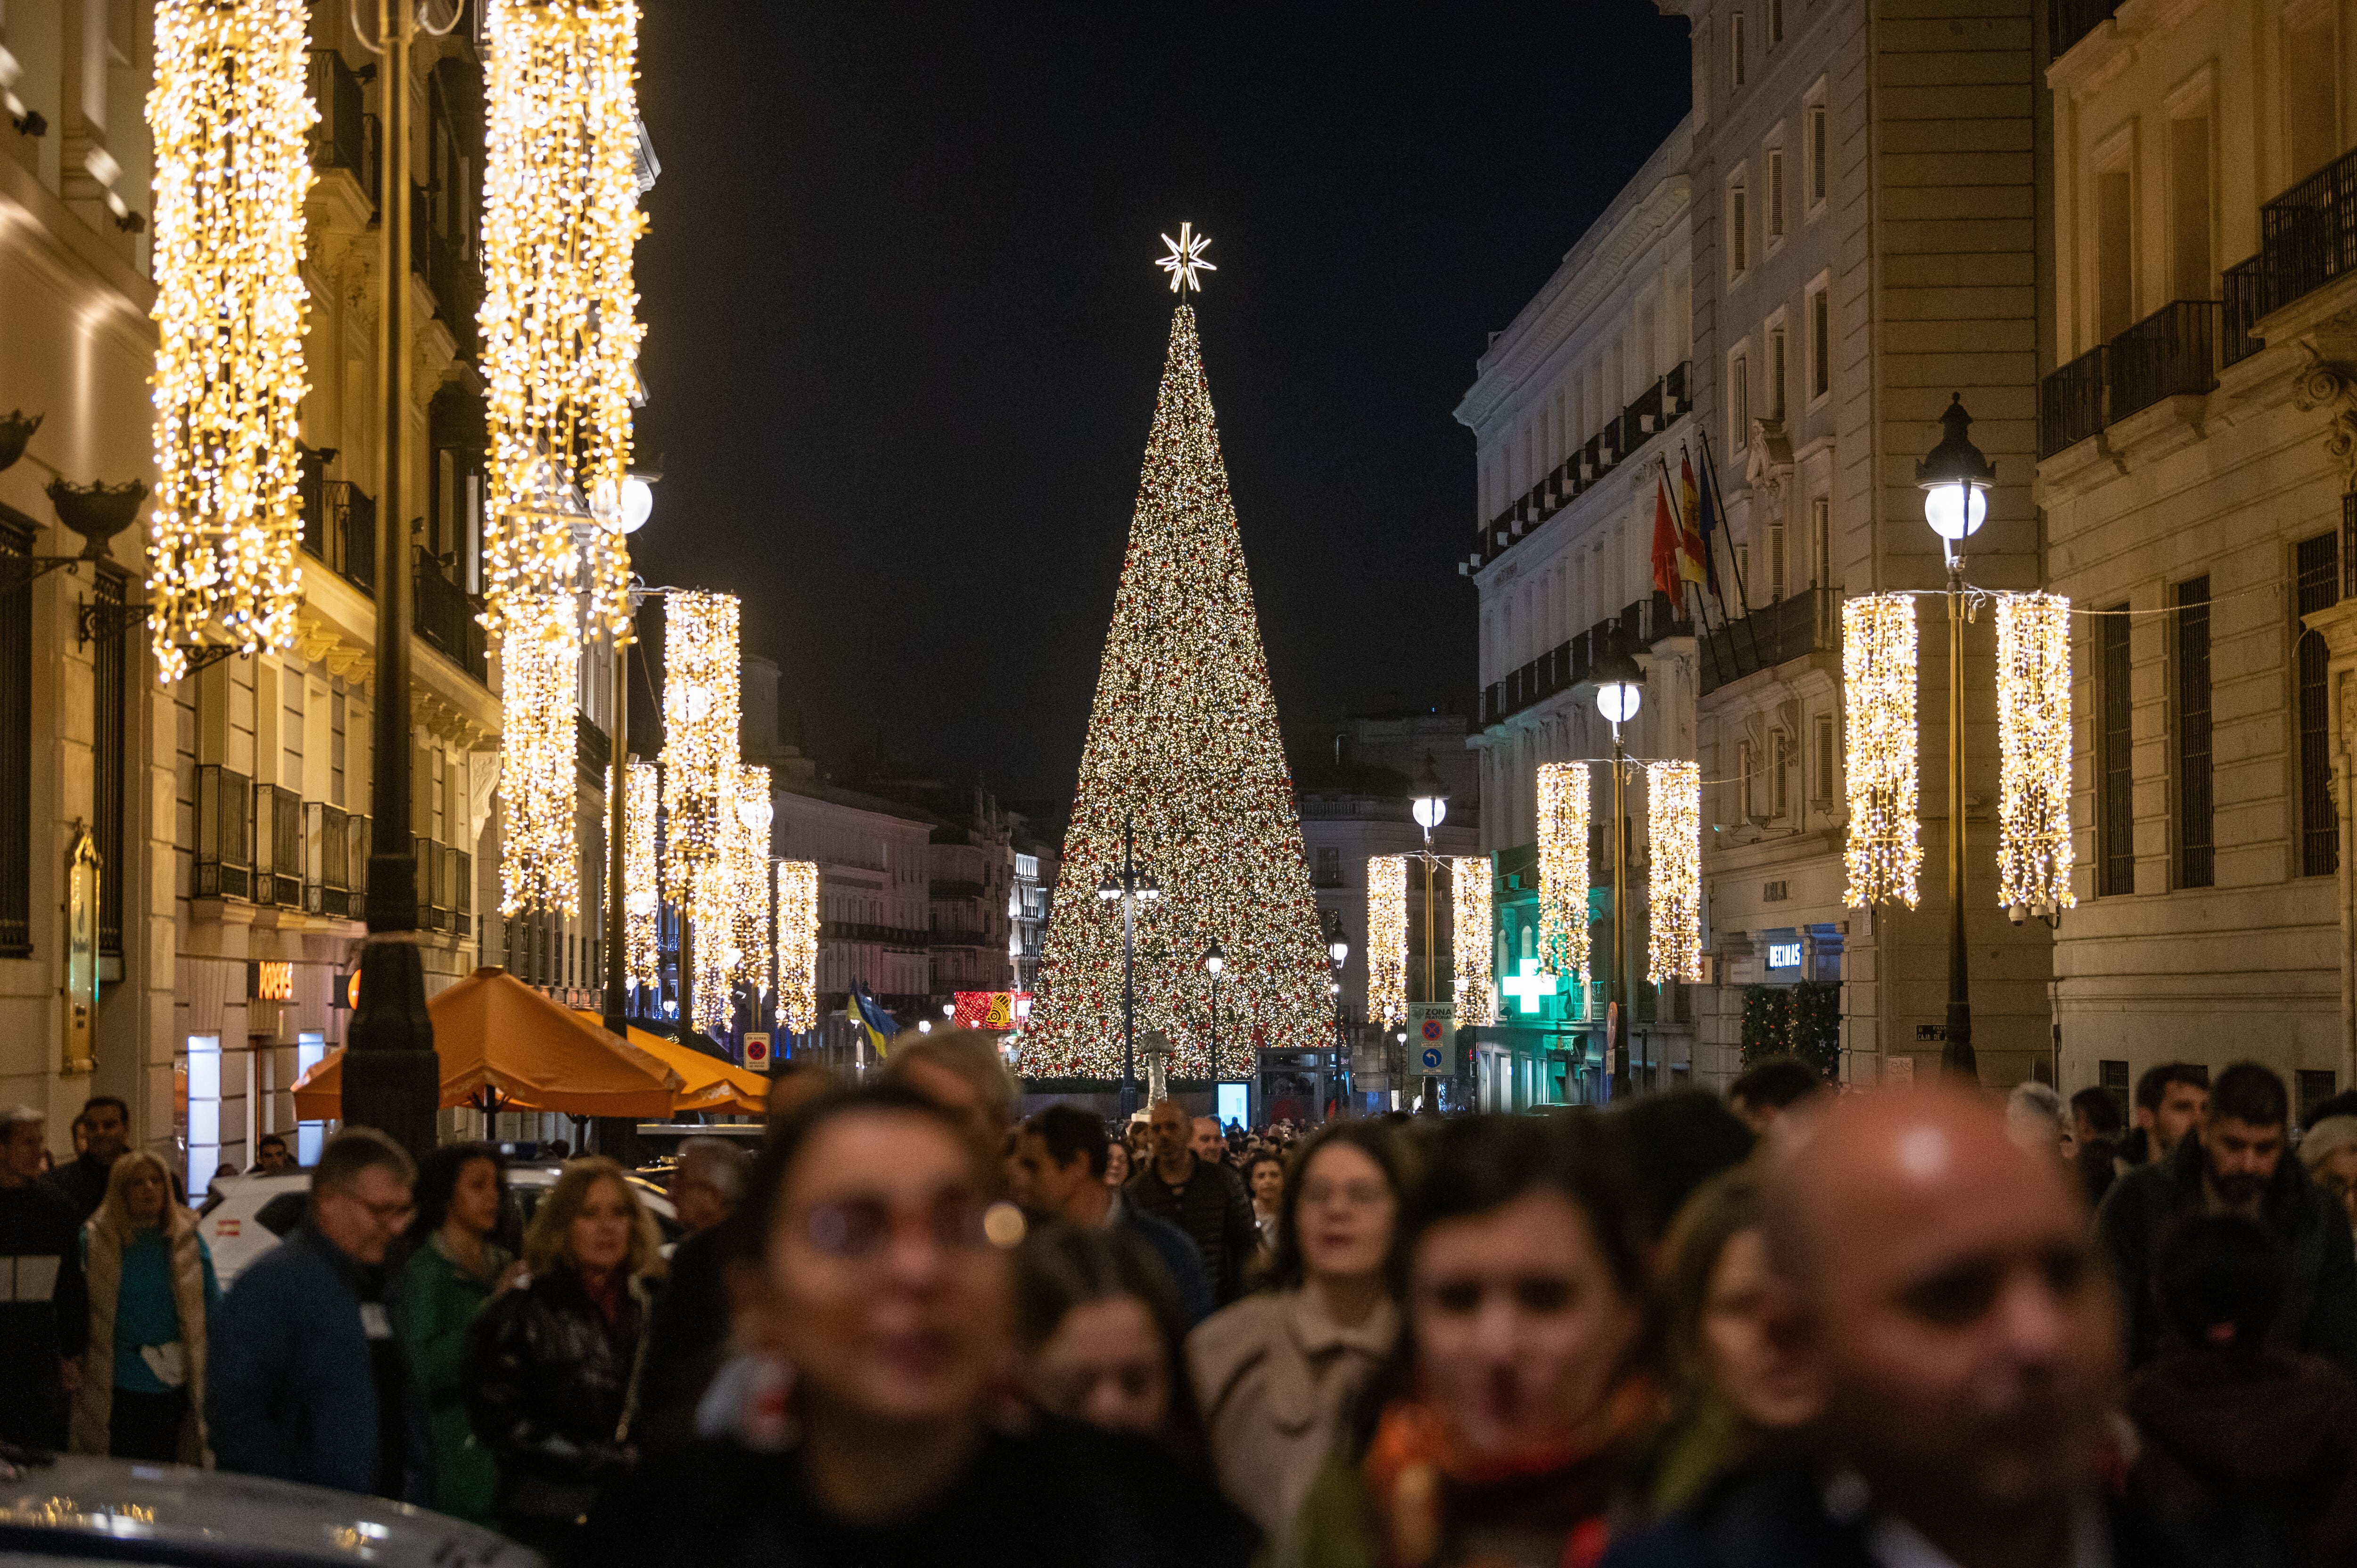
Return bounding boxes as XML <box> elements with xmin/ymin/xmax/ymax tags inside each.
<box><xmin>2040</xmin><ymin>0</ymin><xmax>2357</xmax><ymax>1107</ymax></box>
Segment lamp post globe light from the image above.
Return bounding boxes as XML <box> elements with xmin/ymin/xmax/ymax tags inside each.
<box><xmin>1408</xmin><ymin>756</ymin><xmax>1450</xmax><ymax>1111</ymax></box>
<box><xmin>1202</xmin><ymin>937</ymin><xmax>1225</xmax><ymax>1084</ymax></box>
<box><xmin>1324</xmin><ymin>918</ymin><xmax>1350</xmax><ymax>1105</ymax></box>
<box><xmin>1101</xmin><ymin>818</ymin><xmax>1159</xmax><ymax>1116</ymax></box>
<box><xmin>602</xmin><ymin>477</ymin><xmax>655</xmax><ymax>1045</ymax></box>
<box><xmin>1917</xmin><ymin>395</ymin><xmax>1995</xmax><ymax>1084</ymax></box>
<box><xmin>1592</xmin><ymin>633</ymin><xmax>1644</xmax><ymax>1102</ymax></box>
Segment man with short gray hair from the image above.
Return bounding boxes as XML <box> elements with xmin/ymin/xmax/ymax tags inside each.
<box><xmin>669</xmin><ymin>1135</ymin><xmax>750</xmax><ymax>1238</ymax></box>
<box><xmin>635</xmin><ymin>1135</ymin><xmax>755</xmax><ymax>1450</ymax></box>
<box><xmin>208</xmin><ymin>1127</ymin><xmax>429</xmax><ymax>1500</ymax></box>
<box><xmin>0</xmin><ymin>1106</ymin><xmax>88</xmax><ymax>1449</ymax></box>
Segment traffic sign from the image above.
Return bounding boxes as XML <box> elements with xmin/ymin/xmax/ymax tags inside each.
<box><xmin>742</xmin><ymin>1033</ymin><xmax>771</xmax><ymax>1069</ymax></box>
<box><xmin>1408</xmin><ymin>1003</ymin><xmax>1456</xmax><ymax>1075</ymax></box>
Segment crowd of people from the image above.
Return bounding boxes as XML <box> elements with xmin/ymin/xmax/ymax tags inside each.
<box><xmin>5</xmin><ymin>1039</ymin><xmax>2357</xmax><ymax>1567</ymax></box>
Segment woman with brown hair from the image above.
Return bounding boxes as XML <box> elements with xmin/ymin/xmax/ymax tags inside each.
<box><xmin>1187</xmin><ymin>1121</ymin><xmax>1404</xmax><ymax>1546</ymax></box>
<box><xmin>465</xmin><ymin>1157</ymin><xmax>665</xmax><ymax>1553</ymax></box>
<box><xmin>72</xmin><ymin>1149</ymin><xmax>219</xmax><ymax>1462</ymax></box>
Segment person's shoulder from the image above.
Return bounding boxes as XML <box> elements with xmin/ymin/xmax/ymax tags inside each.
<box><xmin>1602</xmin><ymin>1451</ymin><xmax>1862</xmax><ymax>1568</ymax></box>
<box><xmin>22</xmin><ymin>1174</ymin><xmax>81</xmax><ymax>1224</ymax></box>
<box><xmin>1008</xmin><ymin>1417</ymin><xmax>1259</xmax><ymax>1563</ymax></box>
<box><xmin>2095</xmin><ymin>1158</ymin><xmax>2173</xmax><ymax>1225</ymax></box>
<box><xmin>574</xmin><ymin>1438</ymin><xmax>769</xmax><ymax>1568</ymax></box>
<box><xmin>1185</xmin><ymin>1290</ymin><xmax>1287</xmax><ymax>1401</ymax></box>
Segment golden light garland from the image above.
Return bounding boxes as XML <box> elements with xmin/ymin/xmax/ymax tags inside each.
<box><xmin>660</xmin><ymin>591</ymin><xmax>739</xmax><ymax>916</ymax></box>
<box><xmin>1366</xmin><ymin>854</ymin><xmax>1408</xmax><ymax>1029</ymax></box>
<box><xmin>478</xmin><ymin>0</ymin><xmax>645</xmax><ymax>640</ymax></box>
<box><xmin>497</xmin><ymin>596</ymin><xmax>580</xmax><ymax>913</ymax></box>
<box><xmin>1023</xmin><ymin>305</ymin><xmax>1331</xmax><ymax>1078</ymax></box>
<box><xmin>145</xmin><ymin>0</ymin><xmax>313</xmax><ymax>681</ymax></box>
<box><xmin>1843</xmin><ymin>594</ymin><xmax>1922</xmax><ymax>907</ymax></box>
<box><xmin>776</xmin><ymin>860</ymin><xmax>819</xmax><ymax>1034</ymax></box>
<box><xmin>624</xmin><ymin>760</ymin><xmax>660</xmax><ymax>990</ymax></box>
<box><xmin>725</xmin><ymin>763</ymin><xmax>772</xmax><ymax>994</ymax></box>
<box><xmin>1994</xmin><ymin>592</ymin><xmax>2076</xmax><ymax>915</ymax></box>
<box><xmin>1536</xmin><ymin>762</ymin><xmax>1592</xmax><ymax>978</ymax></box>
<box><xmin>1646</xmin><ymin>761</ymin><xmax>1703</xmax><ymax>983</ymax></box>
<box><xmin>1452</xmin><ymin>856</ymin><xmax>1494</xmax><ymax>1026</ymax></box>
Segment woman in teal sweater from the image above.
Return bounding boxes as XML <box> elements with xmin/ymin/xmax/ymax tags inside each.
<box><xmin>73</xmin><ymin>1150</ymin><xmax>220</xmax><ymax>1462</ymax></box>
<box><xmin>403</xmin><ymin>1143</ymin><xmax>516</xmax><ymax>1524</ymax></box>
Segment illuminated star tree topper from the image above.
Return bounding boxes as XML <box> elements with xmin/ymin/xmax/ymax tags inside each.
<box><xmin>1023</xmin><ymin>303</ymin><xmax>1330</xmax><ymax>1081</ymax></box>
<box><xmin>1155</xmin><ymin>222</ymin><xmax>1216</xmax><ymax>294</ymax></box>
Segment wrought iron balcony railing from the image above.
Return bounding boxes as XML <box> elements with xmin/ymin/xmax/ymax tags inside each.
<box><xmin>2036</xmin><ymin>302</ymin><xmax>2219</xmax><ymax>458</ymax></box>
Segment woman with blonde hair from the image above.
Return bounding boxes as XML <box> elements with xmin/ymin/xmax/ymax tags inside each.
<box><xmin>73</xmin><ymin>1148</ymin><xmax>218</xmax><ymax>1462</ymax></box>
<box><xmin>465</xmin><ymin>1157</ymin><xmax>665</xmax><ymax>1553</ymax></box>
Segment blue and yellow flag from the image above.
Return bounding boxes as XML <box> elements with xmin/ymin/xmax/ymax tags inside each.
<box><xmin>846</xmin><ymin>982</ymin><xmax>897</xmax><ymax>1057</ymax></box>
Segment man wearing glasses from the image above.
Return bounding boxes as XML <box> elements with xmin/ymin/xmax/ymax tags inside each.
<box><xmin>208</xmin><ymin>1128</ymin><xmax>432</xmax><ymax>1502</ymax></box>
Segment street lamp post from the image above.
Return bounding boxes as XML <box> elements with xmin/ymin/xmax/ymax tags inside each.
<box><xmin>343</xmin><ymin>0</ymin><xmax>438</xmax><ymax>1155</ymax></box>
<box><xmin>1096</xmin><ymin>816</ymin><xmax>1159</xmax><ymax>1118</ymax></box>
<box><xmin>1410</xmin><ymin>757</ymin><xmax>1449</xmax><ymax>1112</ymax></box>
<box><xmin>1202</xmin><ymin>938</ymin><xmax>1224</xmax><ymax>1083</ymax></box>
<box><xmin>1326</xmin><ymin>919</ymin><xmax>1350</xmax><ymax>1106</ymax></box>
<box><xmin>1593</xmin><ymin>634</ymin><xmax>1646</xmax><ymax>1103</ymax></box>
<box><xmin>1918</xmin><ymin>395</ymin><xmax>1995</xmax><ymax>1084</ymax></box>
<box><xmin>602</xmin><ymin>479</ymin><xmax>652</xmax><ymax>1042</ymax></box>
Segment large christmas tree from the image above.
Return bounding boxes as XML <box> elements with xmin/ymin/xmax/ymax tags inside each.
<box><xmin>1023</xmin><ymin>304</ymin><xmax>1330</xmax><ymax>1083</ymax></box>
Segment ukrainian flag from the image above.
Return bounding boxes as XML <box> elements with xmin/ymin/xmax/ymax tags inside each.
<box><xmin>846</xmin><ymin>982</ymin><xmax>897</xmax><ymax>1057</ymax></box>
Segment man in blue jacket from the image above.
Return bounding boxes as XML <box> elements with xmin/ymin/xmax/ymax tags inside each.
<box><xmin>208</xmin><ymin>1127</ymin><xmax>432</xmax><ymax>1502</ymax></box>
<box><xmin>1009</xmin><ymin>1104</ymin><xmax>1216</xmax><ymax>1325</ymax></box>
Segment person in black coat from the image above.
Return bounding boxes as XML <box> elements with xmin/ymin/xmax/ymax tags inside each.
<box><xmin>576</xmin><ymin>1084</ymin><xmax>1257</xmax><ymax>1568</ymax></box>
<box><xmin>466</xmin><ymin>1157</ymin><xmax>663</xmax><ymax>1555</ymax></box>
<box><xmin>0</xmin><ymin>1106</ymin><xmax>89</xmax><ymax>1451</ymax></box>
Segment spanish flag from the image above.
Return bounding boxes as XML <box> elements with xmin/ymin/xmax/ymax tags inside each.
<box><xmin>1650</xmin><ymin>477</ymin><xmax>1685</xmax><ymax>613</ymax></box>
<box><xmin>1680</xmin><ymin>453</ymin><xmax>1715</xmax><ymax>593</ymax></box>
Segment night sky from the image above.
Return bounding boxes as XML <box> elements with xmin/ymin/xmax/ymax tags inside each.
<box><xmin>627</xmin><ymin>2</ymin><xmax>1692</xmax><ymax>801</ymax></box>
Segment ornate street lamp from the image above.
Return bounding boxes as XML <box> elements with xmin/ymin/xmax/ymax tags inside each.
<box><xmin>1202</xmin><ymin>937</ymin><xmax>1225</xmax><ymax>1082</ymax></box>
<box><xmin>1408</xmin><ymin>756</ymin><xmax>1449</xmax><ymax>1107</ymax></box>
<box><xmin>1325</xmin><ymin>918</ymin><xmax>1350</xmax><ymax>1103</ymax></box>
<box><xmin>1592</xmin><ymin>633</ymin><xmax>1645</xmax><ymax>1101</ymax></box>
<box><xmin>1918</xmin><ymin>394</ymin><xmax>1994</xmax><ymax>1084</ymax></box>
<box><xmin>1098</xmin><ymin>817</ymin><xmax>1159</xmax><ymax>1116</ymax></box>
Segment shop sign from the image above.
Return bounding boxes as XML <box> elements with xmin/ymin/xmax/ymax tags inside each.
<box><xmin>1766</xmin><ymin>942</ymin><xmax>1802</xmax><ymax>970</ymax></box>
<box><xmin>249</xmin><ymin>960</ymin><xmax>296</xmax><ymax>1002</ymax></box>
<box><xmin>64</xmin><ymin>828</ymin><xmax>99</xmax><ymax>1074</ymax></box>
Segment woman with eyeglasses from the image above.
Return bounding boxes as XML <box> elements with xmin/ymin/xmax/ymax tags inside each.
<box><xmin>577</xmin><ymin>1084</ymin><xmax>1258</xmax><ymax>1568</ymax></box>
<box><xmin>1286</xmin><ymin>1115</ymin><xmax>1659</xmax><ymax>1568</ymax></box>
<box><xmin>465</xmin><ymin>1157</ymin><xmax>665</xmax><ymax>1554</ymax></box>
<box><xmin>1187</xmin><ymin>1122</ymin><xmax>1403</xmax><ymax>1549</ymax></box>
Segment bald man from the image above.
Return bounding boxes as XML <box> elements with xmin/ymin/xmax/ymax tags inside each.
<box><xmin>1605</xmin><ymin>1089</ymin><xmax>2195</xmax><ymax>1568</ymax></box>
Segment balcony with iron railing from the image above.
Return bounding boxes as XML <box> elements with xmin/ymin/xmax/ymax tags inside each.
<box><xmin>252</xmin><ymin>784</ymin><xmax>304</xmax><ymax>908</ymax></box>
<box><xmin>1481</xmin><ymin>592</ymin><xmax>1693</xmax><ymax>729</ymax></box>
<box><xmin>1698</xmin><ymin>587</ymin><xmax>1841</xmax><ymax>698</ymax></box>
<box><xmin>413</xmin><ymin>549</ymin><xmax>488</xmax><ymax>682</ymax></box>
<box><xmin>1464</xmin><ymin>361</ymin><xmax>1694</xmax><ymax>576</ymax></box>
<box><xmin>2037</xmin><ymin>301</ymin><xmax>2220</xmax><ymax>459</ymax></box>
<box><xmin>307</xmin><ymin>50</ymin><xmax>379</xmax><ymax>207</ymax></box>
<box><xmin>299</xmin><ymin>460</ymin><xmax>376</xmax><ymax>594</ymax></box>
<box><xmin>2221</xmin><ymin>141</ymin><xmax>2357</xmax><ymax>367</ymax></box>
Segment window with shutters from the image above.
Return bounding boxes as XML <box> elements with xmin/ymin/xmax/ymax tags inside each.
<box><xmin>1769</xmin><ymin>517</ymin><xmax>1787</xmax><ymax>601</ymax></box>
<box><xmin>1808</xmin><ymin>283</ymin><xmax>1830</xmax><ymax>402</ymax></box>
<box><xmin>1807</xmin><ymin>99</ymin><xmax>1828</xmax><ymax>210</ymax></box>
<box><xmin>2099</xmin><ymin>607</ymin><xmax>2134</xmax><ymax>895</ymax></box>
<box><xmin>1767</xmin><ymin>148</ymin><xmax>1786</xmax><ymax>244</ymax></box>
<box><xmin>2297</xmin><ymin>531</ymin><xmax>2339</xmax><ymax>877</ymax></box>
<box><xmin>1731</xmin><ymin>350</ymin><xmax>1750</xmax><ymax>450</ymax></box>
<box><xmin>1768</xmin><ymin>324</ymin><xmax>1787</xmax><ymax>419</ymax></box>
<box><xmin>1729</xmin><ymin>177</ymin><xmax>1748</xmax><ymax>279</ymax></box>
<box><xmin>1772</xmin><ymin>732</ymin><xmax>1791</xmax><ymax>817</ymax></box>
<box><xmin>1811</xmin><ymin>497</ymin><xmax>1831</xmax><ymax>588</ymax></box>
<box><xmin>1814</xmin><ymin>714</ymin><xmax>1837</xmax><ymax>804</ymax></box>
<box><xmin>1732</xmin><ymin>11</ymin><xmax>1747</xmax><ymax>87</ymax></box>
<box><xmin>2175</xmin><ymin>577</ymin><xmax>2214</xmax><ymax>889</ymax></box>
<box><xmin>1768</xmin><ymin>0</ymin><xmax>1784</xmax><ymax>45</ymax></box>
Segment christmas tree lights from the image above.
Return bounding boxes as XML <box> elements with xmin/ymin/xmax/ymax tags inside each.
<box><xmin>1367</xmin><ymin>854</ymin><xmax>1408</xmax><ymax>1030</ymax></box>
<box><xmin>624</xmin><ymin>760</ymin><xmax>660</xmax><ymax>990</ymax></box>
<box><xmin>145</xmin><ymin>0</ymin><xmax>313</xmax><ymax>682</ymax></box>
<box><xmin>1994</xmin><ymin>592</ymin><xmax>2075</xmax><ymax>915</ymax></box>
<box><xmin>776</xmin><ymin>859</ymin><xmax>819</xmax><ymax>1034</ymax></box>
<box><xmin>1452</xmin><ymin>856</ymin><xmax>1494</xmax><ymax>1026</ymax></box>
<box><xmin>1647</xmin><ymin>761</ymin><xmax>1703</xmax><ymax>983</ymax></box>
<box><xmin>1843</xmin><ymin>594</ymin><xmax>1922</xmax><ymax>908</ymax></box>
<box><xmin>498</xmin><ymin>596</ymin><xmax>580</xmax><ymax>913</ymax></box>
<box><xmin>1536</xmin><ymin>762</ymin><xmax>1592</xmax><ymax>978</ymax></box>
<box><xmin>478</xmin><ymin>0</ymin><xmax>645</xmax><ymax>641</ymax></box>
<box><xmin>1023</xmin><ymin>305</ymin><xmax>1332</xmax><ymax>1079</ymax></box>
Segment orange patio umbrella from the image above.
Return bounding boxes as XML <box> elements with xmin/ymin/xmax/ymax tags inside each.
<box><xmin>572</xmin><ymin>1012</ymin><xmax>771</xmax><ymax>1117</ymax></box>
<box><xmin>292</xmin><ymin>967</ymin><xmax>682</xmax><ymax>1120</ymax></box>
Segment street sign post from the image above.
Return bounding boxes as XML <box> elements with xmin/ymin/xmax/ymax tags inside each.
<box><xmin>1409</xmin><ymin>1003</ymin><xmax>1456</xmax><ymax>1075</ymax></box>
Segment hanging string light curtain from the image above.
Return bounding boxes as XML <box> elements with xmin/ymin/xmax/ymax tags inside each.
<box><xmin>146</xmin><ymin>0</ymin><xmax>314</xmax><ymax>681</ymax></box>
<box><xmin>660</xmin><ymin>593</ymin><xmax>740</xmax><ymax>1025</ymax></box>
<box><xmin>478</xmin><ymin>0</ymin><xmax>644</xmax><ymax>641</ymax></box>
<box><xmin>624</xmin><ymin>760</ymin><xmax>660</xmax><ymax>991</ymax></box>
<box><xmin>725</xmin><ymin>763</ymin><xmax>771</xmax><ymax>994</ymax></box>
<box><xmin>1535</xmin><ymin>762</ymin><xmax>1592</xmax><ymax>979</ymax></box>
<box><xmin>1646</xmin><ymin>761</ymin><xmax>1703</xmax><ymax>983</ymax></box>
<box><xmin>497</xmin><ymin>595</ymin><xmax>580</xmax><ymax>912</ymax></box>
<box><xmin>1994</xmin><ymin>592</ymin><xmax>2075</xmax><ymax>916</ymax></box>
<box><xmin>1366</xmin><ymin>854</ymin><xmax>1407</xmax><ymax>1030</ymax></box>
<box><xmin>1451</xmin><ymin>856</ymin><xmax>1494</xmax><ymax>1026</ymax></box>
<box><xmin>1843</xmin><ymin>594</ymin><xmax>1922</xmax><ymax>908</ymax></box>
<box><xmin>776</xmin><ymin>860</ymin><xmax>819</xmax><ymax>1034</ymax></box>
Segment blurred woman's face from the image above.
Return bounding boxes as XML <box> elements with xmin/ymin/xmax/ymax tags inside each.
<box><xmin>1410</xmin><ymin>1188</ymin><xmax>1641</xmax><ymax>1459</ymax></box>
<box><xmin>568</xmin><ymin>1177</ymin><xmax>635</xmax><ymax>1275</ymax></box>
<box><xmin>1249</xmin><ymin>1160</ymin><xmax>1283</xmax><ymax>1209</ymax></box>
<box><xmin>1698</xmin><ymin>1226</ymin><xmax>1819</xmax><ymax>1431</ymax></box>
<box><xmin>123</xmin><ymin>1163</ymin><xmax>167</xmax><ymax>1227</ymax></box>
<box><xmin>752</xmin><ymin>1110</ymin><xmax>1012</xmax><ymax>1429</ymax></box>
<box><xmin>1297</xmin><ymin>1142</ymin><xmax>1394</xmax><ymax>1283</ymax></box>
<box><xmin>450</xmin><ymin>1157</ymin><xmax>503</xmax><ymax>1238</ymax></box>
<box><xmin>2314</xmin><ymin>1147</ymin><xmax>2357</xmax><ymax>1232</ymax></box>
<box><xmin>1103</xmin><ymin>1144</ymin><xmax>1129</xmax><ymax>1186</ymax></box>
<box><xmin>1029</xmin><ymin>1295</ymin><xmax>1170</xmax><ymax>1437</ymax></box>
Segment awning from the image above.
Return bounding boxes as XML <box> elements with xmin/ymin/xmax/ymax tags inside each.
<box><xmin>292</xmin><ymin>967</ymin><xmax>682</xmax><ymax>1120</ymax></box>
<box><xmin>571</xmin><ymin>1012</ymin><xmax>771</xmax><ymax>1117</ymax></box>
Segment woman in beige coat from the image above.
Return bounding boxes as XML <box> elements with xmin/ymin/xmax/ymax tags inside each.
<box><xmin>1186</xmin><ymin>1121</ymin><xmax>1402</xmax><ymax>1544</ymax></box>
<box><xmin>73</xmin><ymin>1149</ymin><xmax>217</xmax><ymax>1462</ymax></box>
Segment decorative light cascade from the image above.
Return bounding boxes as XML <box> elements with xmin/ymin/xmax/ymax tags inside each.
<box><xmin>776</xmin><ymin>860</ymin><xmax>819</xmax><ymax>1034</ymax></box>
<box><xmin>1452</xmin><ymin>856</ymin><xmax>1494</xmax><ymax>1026</ymax></box>
<box><xmin>497</xmin><ymin>596</ymin><xmax>581</xmax><ymax>913</ymax></box>
<box><xmin>1023</xmin><ymin>303</ymin><xmax>1332</xmax><ymax>1077</ymax></box>
<box><xmin>1535</xmin><ymin>762</ymin><xmax>1593</xmax><ymax>979</ymax></box>
<box><xmin>623</xmin><ymin>760</ymin><xmax>660</xmax><ymax>990</ymax></box>
<box><xmin>1647</xmin><ymin>761</ymin><xmax>1703</xmax><ymax>983</ymax></box>
<box><xmin>1366</xmin><ymin>854</ymin><xmax>1408</xmax><ymax>1030</ymax></box>
<box><xmin>1843</xmin><ymin>594</ymin><xmax>1923</xmax><ymax>907</ymax></box>
<box><xmin>660</xmin><ymin>592</ymin><xmax>740</xmax><ymax>1034</ymax></box>
<box><xmin>725</xmin><ymin>763</ymin><xmax>772</xmax><ymax>994</ymax></box>
<box><xmin>477</xmin><ymin>0</ymin><xmax>645</xmax><ymax>641</ymax></box>
<box><xmin>1994</xmin><ymin>592</ymin><xmax>2075</xmax><ymax>916</ymax></box>
<box><xmin>145</xmin><ymin>0</ymin><xmax>314</xmax><ymax>681</ymax></box>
